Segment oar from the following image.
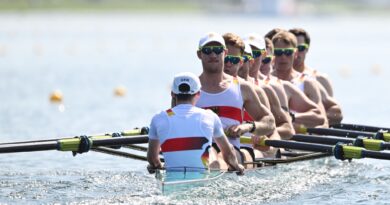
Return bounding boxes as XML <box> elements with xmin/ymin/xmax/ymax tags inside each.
<box><xmin>291</xmin><ymin>134</ymin><xmax>390</xmax><ymax>151</ymax></box>
<box><xmin>240</xmin><ymin>136</ymin><xmax>390</xmax><ymax>161</ymax></box>
<box><xmin>0</xmin><ymin>127</ymin><xmax>149</xmax><ymax>146</ymax></box>
<box><xmin>331</xmin><ymin>123</ymin><xmax>390</xmax><ymax>132</ymax></box>
<box><xmin>297</xmin><ymin>127</ymin><xmax>390</xmax><ymax>142</ymax></box>
<box><xmin>0</xmin><ymin>135</ymin><xmax>149</xmax><ymax>154</ymax></box>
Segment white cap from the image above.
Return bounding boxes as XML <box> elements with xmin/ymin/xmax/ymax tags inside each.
<box><xmin>244</xmin><ymin>33</ymin><xmax>265</xmax><ymax>50</ymax></box>
<box><xmin>244</xmin><ymin>41</ymin><xmax>252</xmax><ymax>55</ymax></box>
<box><xmin>198</xmin><ymin>32</ymin><xmax>226</xmax><ymax>48</ymax></box>
<box><xmin>171</xmin><ymin>72</ymin><xmax>201</xmax><ymax>95</ymax></box>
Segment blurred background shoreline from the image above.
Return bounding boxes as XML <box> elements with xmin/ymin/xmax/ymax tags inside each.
<box><xmin>0</xmin><ymin>0</ymin><xmax>390</xmax><ymax>16</ymax></box>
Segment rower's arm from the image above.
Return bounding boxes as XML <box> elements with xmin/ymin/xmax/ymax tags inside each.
<box><xmin>318</xmin><ymin>84</ymin><xmax>343</xmax><ymax>125</ymax></box>
<box><xmin>316</xmin><ymin>73</ymin><xmax>334</xmax><ymax>97</ymax></box>
<box><xmin>254</xmin><ymin>85</ymin><xmax>270</xmax><ymax>108</ymax></box>
<box><xmin>146</xmin><ymin>115</ymin><xmax>163</xmax><ymax>172</ymax></box>
<box><xmin>284</xmin><ymin>81</ymin><xmax>325</xmax><ymax>127</ymax></box>
<box><xmin>214</xmin><ymin>135</ymin><xmax>243</xmax><ymax>173</ymax></box>
<box><xmin>261</xmin><ymin>84</ymin><xmax>295</xmax><ymax>139</ymax></box>
<box><xmin>241</xmin><ymin>81</ymin><xmax>276</xmax><ymax>136</ymax></box>
<box><xmin>147</xmin><ymin>139</ymin><xmax>163</xmax><ymax>171</ymax></box>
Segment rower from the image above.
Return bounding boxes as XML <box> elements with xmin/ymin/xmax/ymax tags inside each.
<box><xmin>147</xmin><ymin>72</ymin><xmax>244</xmax><ymax>174</ymax></box>
<box><xmin>270</xmin><ymin>30</ymin><xmax>329</xmax><ymax>129</ymax></box>
<box><xmin>195</xmin><ymin>32</ymin><xmax>276</xmax><ymax>167</ymax></box>
<box><xmin>289</xmin><ymin>28</ymin><xmax>343</xmax><ymax>125</ymax></box>
<box><xmin>221</xmin><ymin>32</ymin><xmax>284</xmax><ymax>162</ymax></box>
<box><xmin>260</xmin><ymin>30</ymin><xmax>326</xmax><ymax>132</ymax></box>
<box><xmin>243</xmin><ymin>33</ymin><xmax>294</xmax><ymax>141</ymax></box>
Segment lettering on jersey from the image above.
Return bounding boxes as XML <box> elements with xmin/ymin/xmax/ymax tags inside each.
<box><xmin>161</xmin><ymin>137</ymin><xmax>209</xmax><ymax>152</ymax></box>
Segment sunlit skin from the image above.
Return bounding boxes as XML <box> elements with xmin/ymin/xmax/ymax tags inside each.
<box><xmin>259</xmin><ymin>47</ymin><xmax>274</xmax><ymax>76</ymax></box>
<box><xmin>224</xmin><ymin>45</ymin><xmax>243</xmax><ymax>76</ymax></box>
<box><xmin>271</xmin><ymin>40</ymin><xmax>327</xmax><ymax>129</ymax></box>
<box><xmin>197</xmin><ymin>41</ymin><xmax>276</xmax><ymax>166</ymax></box>
<box><xmin>244</xmin><ymin>45</ymin><xmax>294</xmax><ymax>141</ymax></box>
<box><xmin>293</xmin><ymin>36</ymin><xmax>343</xmax><ymax>124</ymax></box>
<box><xmin>223</xmin><ymin>44</ymin><xmax>268</xmax><ymax>164</ymax></box>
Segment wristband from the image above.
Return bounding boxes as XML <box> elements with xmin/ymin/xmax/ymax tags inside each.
<box><xmin>249</xmin><ymin>121</ymin><xmax>256</xmax><ymax>133</ymax></box>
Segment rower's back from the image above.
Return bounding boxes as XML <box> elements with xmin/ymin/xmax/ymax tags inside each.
<box><xmin>149</xmin><ymin>104</ymin><xmax>223</xmax><ymax>171</ymax></box>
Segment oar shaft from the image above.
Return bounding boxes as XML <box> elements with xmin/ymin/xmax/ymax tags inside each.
<box><xmin>264</xmin><ymin>140</ymin><xmax>334</xmax><ymax>153</ymax></box>
<box><xmin>363</xmin><ymin>150</ymin><xmax>390</xmax><ymax>160</ymax></box>
<box><xmin>332</xmin><ymin>123</ymin><xmax>390</xmax><ymax>132</ymax></box>
<box><xmin>0</xmin><ymin>141</ymin><xmax>58</xmax><ymax>153</ymax></box>
<box><xmin>305</xmin><ymin>127</ymin><xmax>374</xmax><ymax>138</ymax></box>
<box><xmin>291</xmin><ymin>134</ymin><xmax>353</xmax><ymax>145</ymax></box>
<box><xmin>92</xmin><ymin>135</ymin><xmax>148</xmax><ymax>147</ymax></box>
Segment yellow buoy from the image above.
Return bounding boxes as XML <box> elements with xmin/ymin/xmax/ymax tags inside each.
<box><xmin>114</xmin><ymin>86</ymin><xmax>126</xmax><ymax>97</ymax></box>
<box><xmin>371</xmin><ymin>64</ymin><xmax>382</xmax><ymax>76</ymax></box>
<box><xmin>50</xmin><ymin>90</ymin><xmax>63</xmax><ymax>103</ymax></box>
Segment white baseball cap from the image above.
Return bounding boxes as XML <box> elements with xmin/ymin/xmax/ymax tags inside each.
<box><xmin>244</xmin><ymin>33</ymin><xmax>265</xmax><ymax>50</ymax></box>
<box><xmin>171</xmin><ymin>72</ymin><xmax>201</xmax><ymax>95</ymax></box>
<box><xmin>198</xmin><ymin>32</ymin><xmax>226</xmax><ymax>48</ymax></box>
<box><xmin>244</xmin><ymin>41</ymin><xmax>253</xmax><ymax>55</ymax></box>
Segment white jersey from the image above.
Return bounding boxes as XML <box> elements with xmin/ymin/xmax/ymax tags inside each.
<box><xmin>195</xmin><ymin>77</ymin><xmax>244</xmax><ymax>148</ymax></box>
<box><xmin>148</xmin><ymin>104</ymin><xmax>224</xmax><ymax>170</ymax></box>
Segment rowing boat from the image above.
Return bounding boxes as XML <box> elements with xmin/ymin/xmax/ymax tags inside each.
<box><xmin>155</xmin><ymin>151</ymin><xmax>330</xmax><ymax>194</ymax></box>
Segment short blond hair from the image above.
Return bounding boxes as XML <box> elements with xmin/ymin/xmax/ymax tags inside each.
<box><xmin>264</xmin><ymin>28</ymin><xmax>286</xmax><ymax>40</ymax></box>
<box><xmin>272</xmin><ymin>31</ymin><xmax>298</xmax><ymax>48</ymax></box>
<box><xmin>223</xmin><ymin>33</ymin><xmax>245</xmax><ymax>55</ymax></box>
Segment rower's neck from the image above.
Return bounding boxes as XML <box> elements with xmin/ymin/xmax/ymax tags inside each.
<box><xmin>249</xmin><ymin>66</ymin><xmax>259</xmax><ymax>81</ymax></box>
<box><xmin>294</xmin><ymin>62</ymin><xmax>306</xmax><ymax>73</ymax></box>
<box><xmin>199</xmin><ymin>72</ymin><xmax>225</xmax><ymax>86</ymax></box>
<box><xmin>238</xmin><ymin>66</ymin><xmax>249</xmax><ymax>81</ymax></box>
<box><xmin>274</xmin><ymin>67</ymin><xmax>294</xmax><ymax>81</ymax></box>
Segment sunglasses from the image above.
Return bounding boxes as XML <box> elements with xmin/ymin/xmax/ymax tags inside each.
<box><xmin>297</xmin><ymin>44</ymin><xmax>309</xmax><ymax>52</ymax></box>
<box><xmin>274</xmin><ymin>48</ymin><xmax>295</xmax><ymax>57</ymax></box>
<box><xmin>242</xmin><ymin>55</ymin><xmax>253</xmax><ymax>63</ymax></box>
<box><xmin>224</xmin><ymin>55</ymin><xmax>242</xmax><ymax>65</ymax></box>
<box><xmin>252</xmin><ymin>49</ymin><xmax>266</xmax><ymax>58</ymax></box>
<box><xmin>200</xmin><ymin>46</ymin><xmax>225</xmax><ymax>55</ymax></box>
<box><xmin>261</xmin><ymin>56</ymin><xmax>272</xmax><ymax>64</ymax></box>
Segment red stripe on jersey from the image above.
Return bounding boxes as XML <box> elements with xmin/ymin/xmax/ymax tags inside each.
<box><xmin>161</xmin><ymin>137</ymin><xmax>209</xmax><ymax>152</ymax></box>
<box><xmin>243</xmin><ymin>111</ymin><xmax>253</xmax><ymax>122</ymax></box>
<box><xmin>202</xmin><ymin>106</ymin><xmax>243</xmax><ymax>123</ymax></box>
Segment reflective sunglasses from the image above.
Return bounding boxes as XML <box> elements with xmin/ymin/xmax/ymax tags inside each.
<box><xmin>273</xmin><ymin>48</ymin><xmax>295</xmax><ymax>57</ymax></box>
<box><xmin>261</xmin><ymin>55</ymin><xmax>272</xmax><ymax>64</ymax></box>
<box><xmin>224</xmin><ymin>55</ymin><xmax>242</xmax><ymax>65</ymax></box>
<box><xmin>297</xmin><ymin>44</ymin><xmax>309</xmax><ymax>52</ymax></box>
<box><xmin>200</xmin><ymin>46</ymin><xmax>225</xmax><ymax>55</ymax></box>
<box><xmin>252</xmin><ymin>49</ymin><xmax>266</xmax><ymax>58</ymax></box>
<box><xmin>242</xmin><ymin>55</ymin><xmax>253</xmax><ymax>63</ymax></box>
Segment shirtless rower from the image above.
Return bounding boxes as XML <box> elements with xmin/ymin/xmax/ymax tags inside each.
<box><xmin>259</xmin><ymin>31</ymin><xmax>326</xmax><ymax>132</ymax></box>
<box><xmin>195</xmin><ymin>32</ymin><xmax>276</xmax><ymax>167</ymax></box>
<box><xmin>270</xmin><ymin>31</ymin><xmax>329</xmax><ymax>129</ymax></box>
<box><xmin>233</xmin><ymin>33</ymin><xmax>294</xmax><ymax>140</ymax></box>
<box><xmin>289</xmin><ymin>28</ymin><xmax>343</xmax><ymax>124</ymax></box>
<box><xmin>147</xmin><ymin>72</ymin><xmax>244</xmax><ymax>174</ymax></box>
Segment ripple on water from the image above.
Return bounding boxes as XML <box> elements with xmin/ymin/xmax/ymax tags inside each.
<box><xmin>1</xmin><ymin>158</ymin><xmax>390</xmax><ymax>204</ymax></box>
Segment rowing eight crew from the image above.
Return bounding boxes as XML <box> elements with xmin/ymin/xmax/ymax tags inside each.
<box><xmin>147</xmin><ymin>29</ymin><xmax>343</xmax><ymax>173</ymax></box>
